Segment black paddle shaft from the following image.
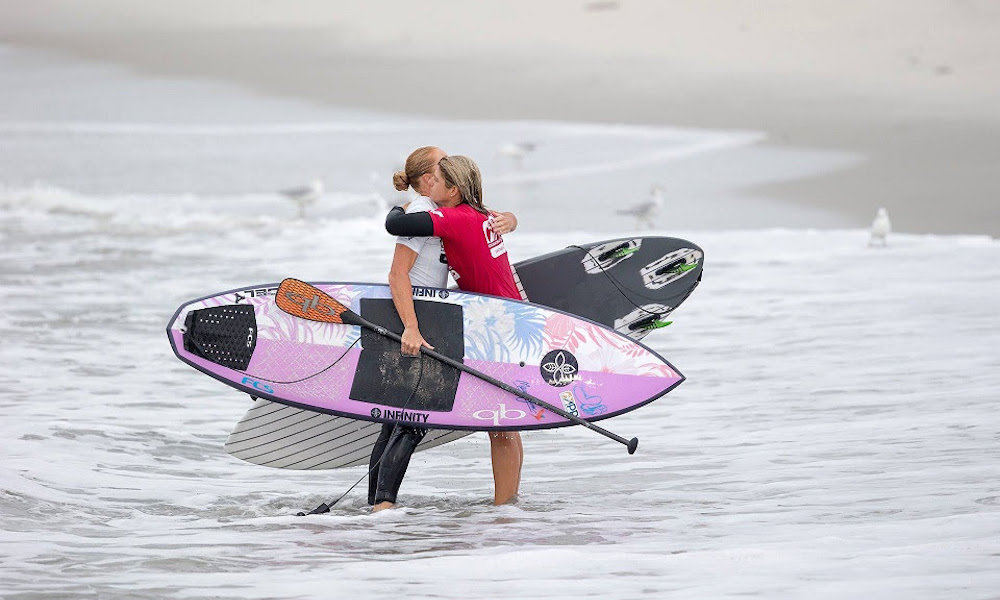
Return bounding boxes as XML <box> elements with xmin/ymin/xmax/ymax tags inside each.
<box><xmin>342</xmin><ymin>310</ymin><xmax>639</xmax><ymax>454</ymax></box>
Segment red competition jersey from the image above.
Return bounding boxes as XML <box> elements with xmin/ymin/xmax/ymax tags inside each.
<box><xmin>428</xmin><ymin>204</ymin><xmax>520</xmax><ymax>300</ymax></box>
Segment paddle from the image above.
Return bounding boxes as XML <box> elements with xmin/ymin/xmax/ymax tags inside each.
<box><xmin>275</xmin><ymin>278</ymin><xmax>639</xmax><ymax>454</ymax></box>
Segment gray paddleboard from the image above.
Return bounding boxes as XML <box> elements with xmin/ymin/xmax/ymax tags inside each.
<box><xmin>225</xmin><ymin>236</ymin><xmax>703</xmax><ymax>470</ymax></box>
<box><xmin>225</xmin><ymin>398</ymin><xmax>472</xmax><ymax>469</ymax></box>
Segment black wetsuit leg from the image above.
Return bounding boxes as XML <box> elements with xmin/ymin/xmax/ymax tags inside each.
<box><xmin>367</xmin><ymin>424</ymin><xmax>427</xmax><ymax>505</ymax></box>
<box><xmin>367</xmin><ymin>423</ymin><xmax>394</xmax><ymax>506</ymax></box>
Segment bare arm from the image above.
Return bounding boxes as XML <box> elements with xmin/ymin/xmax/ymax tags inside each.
<box><xmin>388</xmin><ymin>243</ymin><xmax>434</xmax><ymax>356</ymax></box>
<box><xmin>490</xmin><ymin>210</ymin><xmax>518</xmax><ymax>235</ymax></box>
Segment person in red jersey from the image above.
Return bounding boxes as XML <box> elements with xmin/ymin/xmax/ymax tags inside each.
<box><xmin>385</xmin><ymin>155</ymin><xmax>523</xmax><ymax>505</ymax></box>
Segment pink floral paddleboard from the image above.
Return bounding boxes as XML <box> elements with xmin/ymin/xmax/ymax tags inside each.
<box><xmin>167</xmin><ymin>282</ymin><xmax>683</xmax><ymax>431</ymax></box>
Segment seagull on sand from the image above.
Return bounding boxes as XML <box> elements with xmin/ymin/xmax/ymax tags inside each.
<box><xmin>869</xmin><ymin>207</ymin><xmax>891</xmax><ymax>247</ymax></box>
<box><xmin>498</xmin><ymin>142</ymin><xmax>537</xmax><ymax>168</ymax></box>
<box><xmin>280</xmin><ymin>180</ymin><xmax>324</xmax><ymax>219</ymax></box>
<box><xmin>617</xmin><ymin>185</ymin><xmax>664</xmax><ymax>229</ymax></box>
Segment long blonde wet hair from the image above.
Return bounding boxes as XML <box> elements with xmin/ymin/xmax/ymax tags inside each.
<box><xmin>392</xmin><ymin>146</ymin><xmax>441</xmax><ymax>195</ymax></box>
<box><xmin>438</xmin><ymin>155</ymin><xmax>487</xmax><ymax>214</ymax></box>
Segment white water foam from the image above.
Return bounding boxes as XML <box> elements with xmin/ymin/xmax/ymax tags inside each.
<box><xmin>2</xmin><ymin>187</ymin><xmax>999</xmax><ymax>598</ymax></box>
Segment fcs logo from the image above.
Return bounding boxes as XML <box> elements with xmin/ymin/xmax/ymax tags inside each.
<box><xmin>430</xmin><ymin>209</ymin><xmax>444</xmax><ymax>218</ymax></box>
<box><xmin>241</xmin><ymin>376</ymin><xmax>274</xmax><ymax>395</ymax></box>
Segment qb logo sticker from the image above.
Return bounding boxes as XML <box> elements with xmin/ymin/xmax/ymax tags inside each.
<box><xmin>473</xmin><ymin>404</ymin><xmax>526</xmax><ymax>426</ymax></box>
<box><xmin>559</xmin><ymin>390</ymin><xmax>580</xmax><ymax>417</ymax></box>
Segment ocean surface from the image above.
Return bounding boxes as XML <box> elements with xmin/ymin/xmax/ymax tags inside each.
<box><xmin>2</xmin><ymin>44</ymin><xmax>999</xmax><ymax>599</ymax></box>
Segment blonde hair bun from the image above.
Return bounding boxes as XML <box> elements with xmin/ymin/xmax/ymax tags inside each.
<box><xmin>392</xmin><ymin>170</ymin><xmax>410</xmax><ymax>191</ymax></box>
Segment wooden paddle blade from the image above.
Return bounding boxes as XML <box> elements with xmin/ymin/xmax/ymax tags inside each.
<box><xmin>276</xmin><ymin>278</ymin><xmax>351</xmax><ymax>324</ymax></box>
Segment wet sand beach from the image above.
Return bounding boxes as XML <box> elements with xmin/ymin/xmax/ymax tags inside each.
<box><xmin>2</xmin><ymin>0</ymin><xmax>999</xmax><ymax>235</ymax></box>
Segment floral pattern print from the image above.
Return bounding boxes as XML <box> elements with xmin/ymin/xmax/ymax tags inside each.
<box><xmin>185</xmin><ymin>283</ymin><xmax>674</xmax><ymax>377</ymax></box>
<box><xmin>464</xmin><ymin>296</ymin><xmax>545</xmax><ymax>362</ymax></box>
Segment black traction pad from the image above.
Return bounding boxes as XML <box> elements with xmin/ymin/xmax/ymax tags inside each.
<box><xmin>183</xmin><ymin>305</ymin><xmax>257</xmax><ymax>371</ymax></box>
<box><xmin>349</xmin><ymin>298</ymin><xmax>464</xmax><ymax>413</ymax></box>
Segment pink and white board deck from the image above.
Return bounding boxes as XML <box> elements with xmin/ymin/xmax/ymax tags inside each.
<box><xmin>168</xmin><ymin>282</ymin><xmax>683</xmax><ymax>431</ymax></box>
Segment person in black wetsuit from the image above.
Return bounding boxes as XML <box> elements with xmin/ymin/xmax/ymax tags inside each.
<box><xmin>369</xmin><ymin>147</ymin><xmax>517</xmax><ymax>511</ymax></box>
<box><xmin>367</xmin><ymin>145</ymin><xmax>445</xmax><ymax>512</ymax></box>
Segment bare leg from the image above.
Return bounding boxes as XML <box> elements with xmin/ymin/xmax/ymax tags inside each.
<box><xmin>489</xmin><ymin>431</ymin><xmax>523</xmax><ymax>505</ymax></box>
<box><xmin>371</xmin><ymin>501</ymin><xmax>394</xmax><ymax>512</ymax></box>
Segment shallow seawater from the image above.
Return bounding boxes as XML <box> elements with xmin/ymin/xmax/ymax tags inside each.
<box><xmin>2</xmin><ymin>43</ymin><xmax>1000</xmax><ymax>599</ymax></box>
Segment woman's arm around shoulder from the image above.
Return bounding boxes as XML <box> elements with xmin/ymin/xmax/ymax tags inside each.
<box><xmin>385</xmin><ymin>206</ymin><xmax>434</xmax><ymax>237</ymax></box>
<box><xmin>490</xmin><ymin>210</ymin><xmax>518</xmax><ymax>235</ymax></box>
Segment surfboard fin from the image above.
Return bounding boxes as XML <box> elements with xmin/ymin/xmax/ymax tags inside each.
<box><xmin>628</xmin><ymin>314</ymin><xmax>673</xmax><ymax>333</ymax></box>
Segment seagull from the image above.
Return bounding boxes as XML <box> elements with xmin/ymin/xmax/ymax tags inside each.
<box><xmin>616</xmin><ymin>185</ymin><xmax>664</xmax><ymax>229</ymax></box>
<box><xmin>498</xmin><ymin>142</ymin><xmax>537</xmax><ymax>168</ymax></box>
<box><xmin>280</xmin><ymin>180</ymin><xmax>324</xmax><ymax>219</ymax></box>
<box><xmin>869</xmin><ymin>207</ymin><xmax>891</xmax><ymax>247</ymax></box>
